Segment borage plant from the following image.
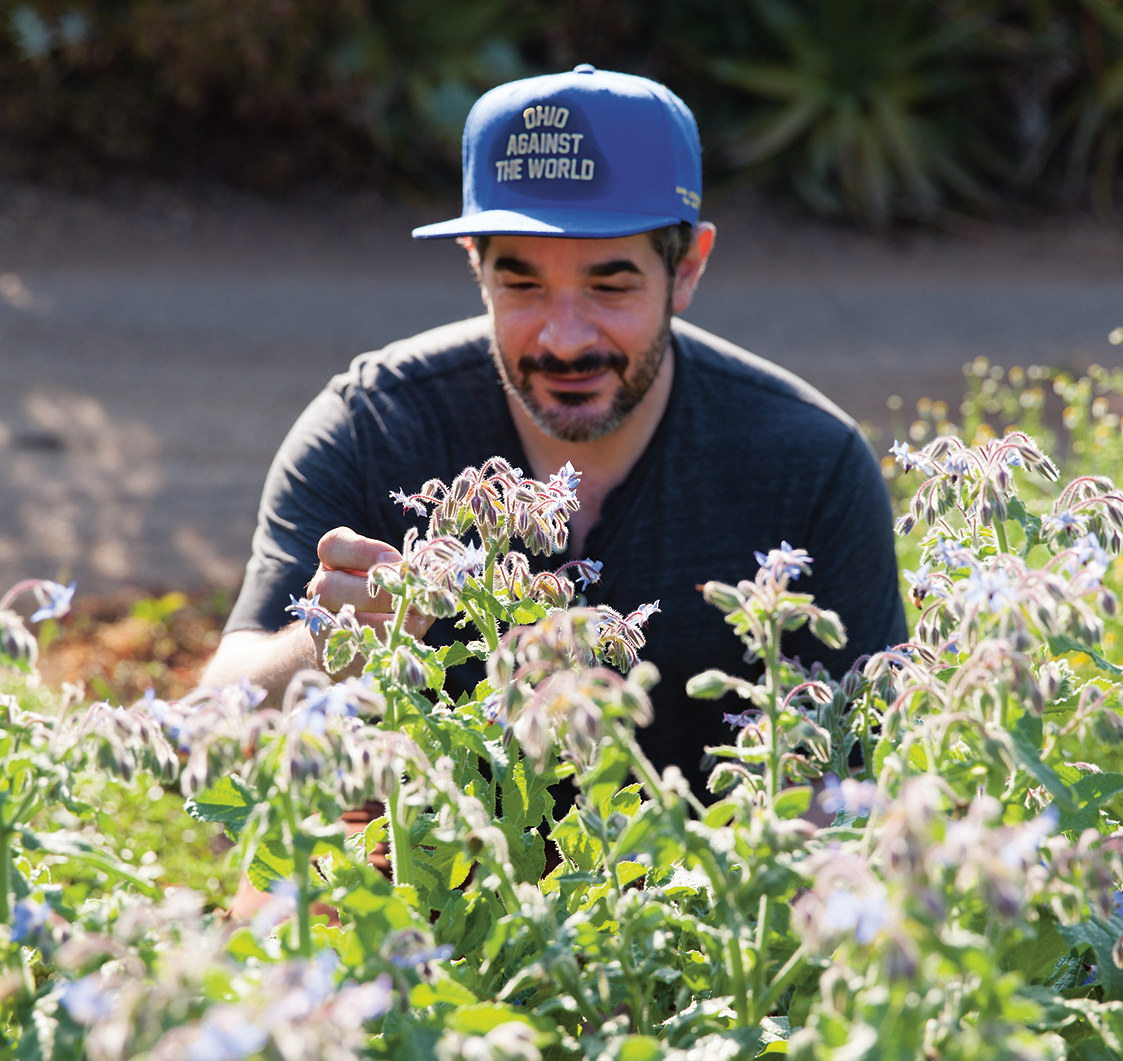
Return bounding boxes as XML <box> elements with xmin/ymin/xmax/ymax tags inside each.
<box><xmin>11</xmin><ymin>440</ymin><xmax>1123</xmax><ymax>1061</ymax></box>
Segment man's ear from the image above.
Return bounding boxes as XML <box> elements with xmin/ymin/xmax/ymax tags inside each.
<box><xmin>671</xmin><ymin>222</ymin><xmax>716</xmax><ymax>316</ymax></box>
<box><xmin>458</xmin><ymin>236</ymin><xmax>483</xmax><ymax>279</ymax></box>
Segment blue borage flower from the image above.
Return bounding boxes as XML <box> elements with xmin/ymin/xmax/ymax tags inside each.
<box><xmin>889</xmin><ymin>439</ymin><xmax>938</xmax><ymax>476</ymax></box>
<box><xmin>822</xmin><ymin>888</ymin><xmax>887</xmax><ymax>945</ymax></box>
<box><xmin>11</xmin><ymin>897</ymin><xmax>50</xmax><ymax>942</ymax></box>
<box><xmin>819</xmin><ymin>774</ymin><xmax>885</xmax><ymax>817</ymax></box>
<box><xmin>1043</xmin><ymin>510</ymin><xmax>1087</xmax><ymax>536</ymax></box>
<box><xmin>931</xmin><ymin>535</ymin><xmax>973</xmax><ymax>571</ymax></box>
<box><xmin>754</xmin><ymin>541</ymin><xmax>812</xmax><ymax>583</ymax></box>
<box><xmin>963</xmin><ymin>567</ymin><xmax>1019</xmax><ymax>613</ymax></box>
<box><xmin>286</xmin><ymin>593</ymin><xmax>332</xmax><ymax>636</ymax></box>
<box><xmin>903</xmin><ymin>562</ymin><xmax>946</xmax><ymax>603</ymax></box>
<box><xmin>29</xmin><ymin>580</ymin><xmax>75</xmax><ymax>623</ymax></box>
<box><xmin>60</xmin><ymin>974</ymin><xmax>116</xmax><ymax>1024</ymax></box>
<box><xmin>187</xmin><ymin>1006</ymin><xmax>267</xmax><ymax>1061</ymax></box>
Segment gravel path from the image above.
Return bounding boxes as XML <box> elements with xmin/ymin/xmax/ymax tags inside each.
<box><xmin>2</xmin><ymin>182</ymin><xmax>1121</xmax><ymax>597</ymax></box>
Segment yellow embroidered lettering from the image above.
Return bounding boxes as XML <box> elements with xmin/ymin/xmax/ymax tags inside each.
<box><xmin>544</xmin><ymin>157</ymin><xmax>558</xmax><ymax>178</ymax></box>
<box><xmin>558</xmin><ymin>133</ymin><xmax>570</xmax><ymax>154</ymax></box>
<box><xmin>569</xmin><ymin>132</ymin><xmax>584</xmax><ymax>154</ymax></box>
<box><xmin>523</xmin><ymin>107</ymin><xmax>536</xmax><ymax>129</ymax></box>
<box><xmin>580</xmin><ymin>158</ymin><xmax>595</xmax><ymax>180</ymax></box>
<box><xmin>542</xmin><ymin>132</ymin><xmax>558</xmax><ymax>154</ymax></box>
<box><xmin>528</xmin><ymin>132</ymin><xmax>540</xmax><ymax>153</ymax></box>
<box><xmin>517</xmin><ymin>133</ymin><xmax>528</xmax><ymax>154</ymax></box>
<box><xmin>554</xmin><ymin>107</ymin><xmax>569</xmax><ymax>128</ymax></box>
<box><xmin>528</xmin><ymin>157</ymin><xmax>545</xmax><ymax>178</ymax></box>
<box><xmin>558</xmin><ymin>157</ymin><xmax>571</xmax><ymax>178</ymax></box>
<box><xmin>509</xmin><ymin>158</ymin><xmax>522</xmax><ymax>179</ymax></box>
<box><xmin>506</xmin><ymin>135</ymin><xmax>518</xmax><ymax>156</ymax></box>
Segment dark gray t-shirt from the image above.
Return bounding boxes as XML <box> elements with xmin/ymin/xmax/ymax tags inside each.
<box><xmin>228</xmin><ymin>315</ymin><xmax>907</xmax><ymax>794</ymax></box>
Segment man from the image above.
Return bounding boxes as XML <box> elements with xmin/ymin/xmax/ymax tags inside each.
<box><xmin>203</xmin><ymin>65</ymin><xmax>907</xmax><ymax>797</ymax></box>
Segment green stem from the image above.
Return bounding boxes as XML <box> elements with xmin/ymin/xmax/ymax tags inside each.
<box><xmin>993</xmin><ymin>518</ymin><xmax>1009</xmax><ymax>555</ymax></box>
<box><xmin>387</xmin><ymin>590</ymin><xmax>410</xmax><ymax>649</ymax></box>
<box><xmin>484</xmin><ymin>542</ymin><xmax>503</xmax><ymax>595</ymax></box>
<box><xmin>727</xmin><ymin>931</ymin><xmax>751</xmax><ymax>1027</ymax></box>
<box><xmin>0</xmin><ymin>827</ymin><xmax>10</xmax><ymax>929</ymax></box>
<box><xmin>753</xmin><ymin>947</ymin><xmax>807</xmax><ymax>1022</ymax></box>
<box><xmin>764</xmin><ymin>622</ymin><xmax>782</xmax><ymax>807</ymax></box>
<box><xmin>461</xmin><ymin>599</ymin><xmax>498</xmax><ymax>653</ymax></box>
<box><xmin>753</xmin><ymin>893</ymin><xmax>771</xmax><ymax>1018</ymax></box>
<box><xmin>281</xmin><ymin>790</ymin><xmax>313</xmax><ymax>958</ymax></box>
<box><xmin>387</xmin><ymin>783</ymin><xmax>415</xmax><ymax>888</ymax></box>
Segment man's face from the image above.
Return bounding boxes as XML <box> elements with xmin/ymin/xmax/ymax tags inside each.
<box><xmin>474</xmin><ymin>233</ymin><xmax>675</xmax><ymax>443</ymax></box>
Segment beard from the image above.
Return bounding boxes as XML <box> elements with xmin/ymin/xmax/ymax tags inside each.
<box><xmin>490</xmin><ymin>297</ymin><xmax>673</xmax><ymax>444</ymax></box>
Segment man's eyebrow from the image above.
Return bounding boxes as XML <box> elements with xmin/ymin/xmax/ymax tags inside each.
<box><xmin>492</xmin><ymin>256</ymin><xmax>540</xmax><ymax>277</ymax></box>
<box><xmin>586</xmin><ymin>259</ymin><xmax>642</xmax><ymax>278</ymax></box>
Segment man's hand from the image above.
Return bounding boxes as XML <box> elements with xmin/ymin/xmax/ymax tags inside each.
<box><xmin>200</xmin><ymin>527</ymin><xmax>432</xmax><ymax>704</ymax></box>
<box><xmin>307</xmin><ymin>527</ymin><xmax>432</xmax><ymax>643</ymax></box>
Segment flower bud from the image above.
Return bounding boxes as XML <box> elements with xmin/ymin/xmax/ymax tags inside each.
<box><xmin>700</xmin><ymin>582</ymin><xmax>742</xmax><ymax>613</ymax></box>
<box><xmin>389</xmin><ymin>646</ymin><xmax>427</xmax><ymax>691</ymax></box>
<box><xmin>810</xmin><ymin>610</ymin><xmax>847</xmax><ymax>650</ymax></box>
<box><xmin>0</xmin><ymin>610</ymin><xmax>37</xmax><ymax>669</ymax></box>
<box><xmin>686</xmin><ymin>669</ymin><xmax>733</xmax><ymax>700</ymax></box>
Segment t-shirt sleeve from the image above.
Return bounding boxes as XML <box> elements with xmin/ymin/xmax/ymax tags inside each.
<box><xmin>225</xmin><ymin>385</ymin><xmax>368</xmax><ymax>634</ymax></box>
<box><xmin>784</xmin><ymin>428</ymin><xmax>908</xmax><ymax>675</ymax></box>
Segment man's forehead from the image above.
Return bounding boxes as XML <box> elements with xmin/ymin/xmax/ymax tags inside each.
<box><xmin>484</xmin><ymin>232</ymin><xmax>660</xmax><ymax>272</ymax></box>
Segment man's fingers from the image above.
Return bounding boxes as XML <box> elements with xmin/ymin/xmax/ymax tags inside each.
<box><xmin>318</xmin><ymin>527</ymin><xmax>401</xmax><ymax>574</ymax></box>
<box><xmin>307</xmin><ymin>568</ymin><xmax>394</xmax><ymax>614</ymax></box>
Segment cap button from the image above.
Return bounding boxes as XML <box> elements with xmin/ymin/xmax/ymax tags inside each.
<box><xmin>573</xmin><ymin>63</ymin><xmax>596</xmax><ymax>74</ymax></box>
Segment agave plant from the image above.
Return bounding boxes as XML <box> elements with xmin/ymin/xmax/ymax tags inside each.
<box><xmin>709</xmin><ymin>0</ymin><xmax>991</xmax><ymax>226</ymax></box>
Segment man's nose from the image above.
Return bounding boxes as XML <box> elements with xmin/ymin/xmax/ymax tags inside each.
<box><xmin>536</xmin><ymin>292</ymin><xmax>599</xmax><ymax>358</ymax></box>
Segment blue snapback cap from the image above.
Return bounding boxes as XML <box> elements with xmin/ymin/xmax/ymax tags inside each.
<box><xmin>412</xmin><ymin>64</ymin><xmax>702</xmax><ymax>240</ymax></box>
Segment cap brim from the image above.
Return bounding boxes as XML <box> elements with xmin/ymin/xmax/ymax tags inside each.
<box><xmin>412</xmin><ymin>207</ymin><xmax>686</xmax><ymax>240</ymax></box>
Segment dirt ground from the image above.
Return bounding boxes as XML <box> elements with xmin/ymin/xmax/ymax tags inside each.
<box><xmin>2</xmin><ymin>178</ymin><xmax>1122</xmax><ymax>617</ymax></box>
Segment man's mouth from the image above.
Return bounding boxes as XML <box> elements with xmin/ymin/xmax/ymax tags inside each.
<box><xmin>516</xmin><ymin>351</ymin><xmax>628</xmax><ymax>392</ymax></box>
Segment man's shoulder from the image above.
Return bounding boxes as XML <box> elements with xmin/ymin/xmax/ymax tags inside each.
<box><xmin>330</xmin><ymin>316</ymin><xmax>496</xmax><ymax>397</ymax></box>
<box><xmin>671</xmin><ymin>318</ymin><xmax>857</xmax><ymax>432</ymax></box>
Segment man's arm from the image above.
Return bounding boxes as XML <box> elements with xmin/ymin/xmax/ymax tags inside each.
<box><xmin>201</xmin><ymin>528</ymin><xmax>431</xmax><ymax>703</ymax></box>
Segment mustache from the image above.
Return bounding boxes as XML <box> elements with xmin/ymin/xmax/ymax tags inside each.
<box><xmin>516</xmin><ymin>351</ymin><xmax>629</xmax><ymax>379</ymax></box>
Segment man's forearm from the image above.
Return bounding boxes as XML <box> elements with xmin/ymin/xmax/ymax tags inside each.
<box><xmin>199</xmin><ymin>625</ymin><xmax>319</xmax><ymax>706</ymax></box>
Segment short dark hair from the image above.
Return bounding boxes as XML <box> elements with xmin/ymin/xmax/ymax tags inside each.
<box><xmin>470</xmin><ymin>221</ymin><xmax>694</xmax><ymax>279</ymax></box>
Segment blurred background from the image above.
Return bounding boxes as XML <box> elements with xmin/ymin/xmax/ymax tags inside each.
<box><xmin>2</xmin><ymin>0</ymin><xmax>1123</xmax><ymax>696</ymax></box>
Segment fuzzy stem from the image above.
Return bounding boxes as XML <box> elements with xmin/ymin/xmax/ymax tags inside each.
<box><xmin>0</xmin><ymin>825</ymin><xmax>10</xmax><ymax>930</ymax></box>
<box><xmin>764</xmin><ymin>621</ymin><xmax>782</xmax><ymax>806</ymax></box>
<box><xmin>280</xmin><ymin>790</ymin><xmax>314</xmax><ymax>958</ymax></box>
<box><xmin>461</xmin><ymin>599</ymin><xmax>499</xmax><ymax>653</ymax></box>
<box><xmin>387</xmin><ymin>590</ymin><xmax>411</xmax><ymax>649</ymax></box>
<box><xmin>0</xmin><ymin>580</ymin><xmax>40</xmax><ymax>615</ymax></box>
<box><xmin>993</xmin><ymin>518</ymin><xmax>1009</xmax><ymax>555</ymax></box>
<box><xmin>754</xmin><ymin>947</ymin><xmax>807</xmax><ymax>1022</ymax></box>
<box><xmin>388</xmin><ymin>783</ymin><xmax>415</xmax><ymax>888</ymax></box>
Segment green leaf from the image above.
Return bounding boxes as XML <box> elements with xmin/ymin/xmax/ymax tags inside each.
<box><xmin>447</xmin><ymin>1002</ymin><xmax>547</xmax><ymax>1035</ymax></box>
<box><xmin>773</xmin><ymin>786</ymin><xmax>812</xmax><ymax>819</ymax></box>
<box><xmin>437</xmin><ymin>641</ymin><xmax>480</xmax><ymax>668</ymax></box>
<box><xmin>1058</xmin><ymin>912</ymin><xmax>1123</xmax><ymax>1001</ymax></box>
<box><xmin>410</xmin><ymin>978</ymin><xmax>480</xmax><ymax>1008</ymax></box>
<box><xmin>616</xmin><ymin>861</ymin><xmax>647</xmax><ymax>887</ymax></box>
<box><xmin>1059</xmin><ymin>773</ymin><xmax>1123</xmax><ymax>834</ymax></box>
<box><xmin>510</xmin><ymin>599</ymin><xmax>548</xmax><ymax>624</ymax></box>
<box><xmin>247</xmin><ymin>837</ymin><xmax>295</xmax><ymax>892</ymax></box>
<box><xmin>185</xmin><ymin>775</ymin><xmax>259</xmax><ymax>837</ymax></box>
<box><xmin>322</xmin><ymin>628</ymin><xmax>357</xmax><ymax>673</ymax></box>
<box><xmin>1049</xmin><ymin>634</ymin><xmax>1123</xmax><ymax>676</ymax></box>
<box><xmin>1010</xmin><ymin>715</ymin><xmax>1075</xmax><ymax>816</ymax></box>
